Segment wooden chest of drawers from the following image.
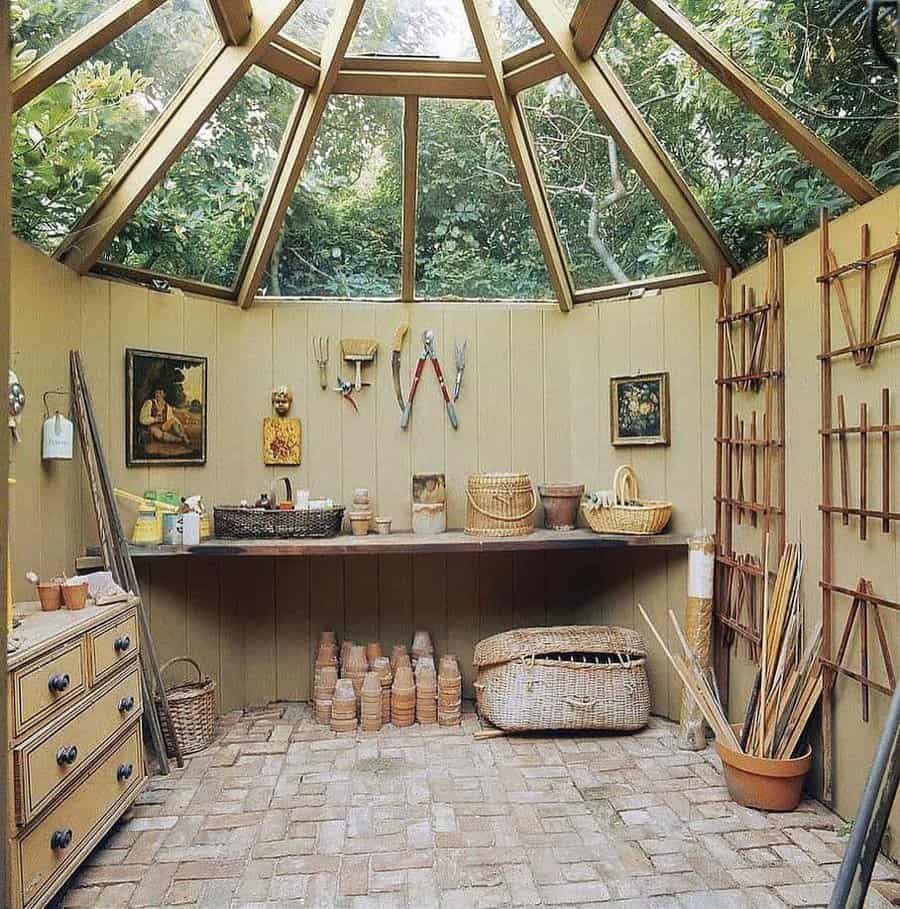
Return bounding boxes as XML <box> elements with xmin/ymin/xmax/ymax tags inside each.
<box><xmin>7</xmin><ymin>600</ymin><xmax>147</xmax><ymax>909</ymax></box>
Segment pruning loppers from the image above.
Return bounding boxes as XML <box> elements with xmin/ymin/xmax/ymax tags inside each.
<box><xmin>400</xmin><ymin>330</ymin><xmax>458</xmax><ymax>430</ymax></box>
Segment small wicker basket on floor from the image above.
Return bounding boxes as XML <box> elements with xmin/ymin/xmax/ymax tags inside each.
<box><xmin>465</xmin><ymin>472</ymin><xmax>536</xmax><ymax>537</ymax></box>
<box><xmin>582</xmin><ymin>465</ymin><xmax>671</xmax><ymax>535</ymax></box>
<box><xmin>155</xmin><ymin>657</ymin><xmax>217</xmax><ymax>758</ymax></box>
<box><xmin>473</xmin><ymin>625</ymin><xmax>650</xmax><ymax>732</ymax></box>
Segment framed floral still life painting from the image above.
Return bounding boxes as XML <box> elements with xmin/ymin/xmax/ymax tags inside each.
<box><xmin>126</xmin><ymin>349</ymin><xmax>207</xmax><ymax>466</ymax></box>
<box><xmin>610</xmin><ymin>372</ymin><xmax>670</xmax><ymax>446</ymax></box>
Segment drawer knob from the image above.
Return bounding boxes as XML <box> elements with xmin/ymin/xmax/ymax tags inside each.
<box><xmin>114</xmin><ymin>635</ymin><xmax>131</xmax><ymax>653</ymax></box>
<box><xmin>50</xmin><ymin>828</ymin><xmax>73</xmax><ymax>850</ymax></box>
<box><xmin>117</xmin><ymin>763</ymin><xmax>134</xmax><ymax>782</ymax></box>
<box><xmin>48</xmin><ymin>673</ymin><xmax>70</xmax><ymax>693</ymax></box>
<box><xmin>56</xmin><ymin>745</ymin><xmax>78</xmax><ymax>766</ymax></box>
<box><xmin>118</xmin><ymin>695</ymin><xmax>135</xmax><ymax>713</ymax></box>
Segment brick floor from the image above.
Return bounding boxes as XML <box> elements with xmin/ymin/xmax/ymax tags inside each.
<box><xmin>54</xmin><ymin>705</ymin><xmax>899</xmax><ymax>908</ymax></box>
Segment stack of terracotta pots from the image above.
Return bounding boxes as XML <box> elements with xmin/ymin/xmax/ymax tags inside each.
<box><xmin>340</xmin><ymin>639</ymin><xmax>355</xmax><ymax>668</ymax></box>
<box><xmin>411</xmin><ymin>630</ymin><xmax>434</xmax><ymax>668</ymax></box>
<box><xmin>342</xmin><ymin>644</ymin><xmax>369</xmax><ymax>707</ymax></box>
<box><xmin>390</xmin><ymin>644</ymin><xmax>409</xmax><ymax>670</ymax></box>
<box><xmin>316</xmin><ymin>631</ymin><xmax>339</xmax><ymax>666</ymax></box>
<box><xmin>391</xmin><ymin>665</ymin><xmax>416</xmax><ymax>727</ymax></box>
<box><xmin>415</xmin><ymin>656</ymin><xmax>437</xmax><ymax>725</ymax></box>
<box><xmin>330</xmin><ymin>679</ymin><xmax>357</xmax><ymax>732</ymax></box>
<box><xmin>372</xmin><ymin>656</ymin><xmax>393</xmax><ymax>723</ymax></box>
<box><xmin>360</xmin><ymin>672</ymin><xmax>383</xmax><ymax>732</ymax></box>
<box><xmin>438</xmin><ymin>655</ymin><xmax>462</xmax><ymax>726</ymax></box>
<box><xmin>314</xmin><ymin>664</ymin><xmax>338</xmax><ymax>725</ymax></box>
<box><xmin>365</xmin><ymin>642</ymin><xmax>384</xmax><ymax>664</ymax></box>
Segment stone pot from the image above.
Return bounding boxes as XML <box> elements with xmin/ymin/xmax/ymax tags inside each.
<box><xmin>538</xmin><ymin>483</ymin><xmax>585</xmax><ymax>531</ymax></box>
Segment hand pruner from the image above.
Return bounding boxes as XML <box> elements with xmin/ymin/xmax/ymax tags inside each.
<box><xmin>400</xmin><ymin>330</ymin><xmax>458</xmax><ymax>430</ymax></box>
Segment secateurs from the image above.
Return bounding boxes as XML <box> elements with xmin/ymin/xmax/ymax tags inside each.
<box><xmin>401</xmin><ymin>330</ymin><xmax>458</xmax><ymax>430</ymax></box>
<box><xmin>334</xmin><ymin>376</ymin><xmax>370</xmax><ymax>413</ymax></box>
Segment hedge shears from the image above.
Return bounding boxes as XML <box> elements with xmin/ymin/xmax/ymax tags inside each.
<box><xmin>400</xmin><ymin>330</ymin><xmax>458</xmax><ymax>430</ymax></box>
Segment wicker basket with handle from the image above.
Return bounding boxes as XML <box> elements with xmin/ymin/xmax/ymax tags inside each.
<box><xmin>155</xmin><ymin>657</ymin><xmax>217</xmax><ymax>758</ymax></box>
<box><xmin>582</xmin><ymin>465</ymin><xmax>671</xmax><ymax>535</ymax></box>
<box><xmin>473</xmin><ymin>625</ymin><xmax>650</xmax><ymax>732</ymax></box>
<box><xmin>465</xmin><ymin>473</ymin><xmax>536</xmax><ymax>537</ymax></box>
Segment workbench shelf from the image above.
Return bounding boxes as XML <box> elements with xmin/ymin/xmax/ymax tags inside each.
<box><xmin>85</xmin><ymin>529</ymin><xmax>688</xmax><ymax>560</ymax></box>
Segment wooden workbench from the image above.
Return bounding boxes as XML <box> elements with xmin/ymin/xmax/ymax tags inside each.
<box><xmin>84</xmin><ymin>529</ymin><xmax>688</xmax><ymax>561</ymax></box>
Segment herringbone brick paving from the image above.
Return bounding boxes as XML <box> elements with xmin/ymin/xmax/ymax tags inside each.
<box><xmin>54</xmin><ymin>704</ymin><xmax>900</xmax><ymax>908</ymax></box>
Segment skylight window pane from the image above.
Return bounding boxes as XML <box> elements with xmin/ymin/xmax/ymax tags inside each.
<box><xmin>103</xmin><ymin>68</ymin><xmax>299</xmax><ymax>288</ymax></box>
<box><xmin>599</xmin><ymin>5</ymin><xmax>855</xmax><ymax>268</ymax></box>
<box><xmin>349</xmin><ymin>0</ymin><xmax>477</xmax><ymax>58</ymax></box>
<box><xmin>417</xmin><ymin>99</ymin><xmax>551</xmax><ymax>300</ymax></box>
<box><xmin>12</xmin><ymin>0</ymin><xmax>119</xmax><ymax>72</ymax></box>
<box><xmin>280</xmin><ymin>0</ymin><xmax>336</xmax><ymax>50</ymax></box>
<box><xmin>12</xmin><ymin>0</ymin><xmax>217</xmax><ymax>253</ymax></box>
<box><xmin>490</xmin><ymin>0</ymin><xmax>543</xmax><ymax>55</ymax></box>
<box><xmin>625</xmin><ymin>1</ymin><xmax>898</xmax><ymax>197</ymax></box>
<box><xmin>522</xmin><ymin>76</ymin><xmax>699</xmax><ymax>288</ymax></box>
<box><xmin>259</xmin><ymin>95</ymin><xmax>402</xmax><ymax>298</ymax></box>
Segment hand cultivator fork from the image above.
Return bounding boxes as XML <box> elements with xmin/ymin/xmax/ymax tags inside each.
<box><xmin>401</xmin><ymin>330</ymin><xmax>458</xmax><ymax>430</ymax></box>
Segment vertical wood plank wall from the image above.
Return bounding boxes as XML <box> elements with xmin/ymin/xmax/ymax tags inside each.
<box><xmin>9</xmin><ymin>240</ymin><xmax>714</xmax><ymax>722</ymax></box>
<box><xmin>9</xmin><ymin>182</ymin><xmax>900</xmax><ymax>856</ymax></box>
<box><xmin>716</xmin><ymin>189</ymin><xmax>900</xmax><ymax>854</ymax></box>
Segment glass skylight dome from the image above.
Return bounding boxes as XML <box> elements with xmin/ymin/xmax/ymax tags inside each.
<box><xmin>10</xmin><ymin>0</ymin><xmax>897</xmax><ymax>309</ymax></box>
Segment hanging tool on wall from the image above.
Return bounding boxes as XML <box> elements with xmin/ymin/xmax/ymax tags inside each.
<box><xmin>334</xmin><ymin>376</ymin><xmax>369</xmax><ymax>413</ymax></box>
<box><xmin>8</xmin><ymin>368</ymin><xmax>25</xmax><ymax>443</ymax></box>
<box><xmin>401</xmin><ymin>330</ymin><xmax>458</xmax><ymax>431</ymax></box>
<box><xmin>391</xmin><ymin>322</ymin><xmax>409</xmax><ymax>410</ymax></box>
<box><xmin>453</xmin><ymin>340</ymin><xmax>467</xmax><ymax>402</ymax></box>
<box><xmin>341</xmin><ymin>338</ymin><xmax>377</xmax><ymax>391</ymax></box>
<box><xmin>312</xmin><ymin>336</ymin><xmax>329</xmax><ymax>390</ymax></box>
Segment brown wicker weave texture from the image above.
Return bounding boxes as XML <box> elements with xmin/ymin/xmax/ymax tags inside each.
<box><xmin>473</xmin><ymin>625</ymin><xmax>650</xmax><ymax>734</ymax></box>
<box><xmin>155</xmin><ymin>657</ymin><xmax>217</xmax><ymax>757</ymax></box>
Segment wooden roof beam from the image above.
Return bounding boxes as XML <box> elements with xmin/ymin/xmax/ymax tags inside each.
<box><xmin>236</xmin><ymin>0</ymin><xmax>365</xmax><ymax>308</ymax></box>
<box><xmin>207</xmin><ymin>0</ymin><xmax>253</xmax><ymax>44</ymax></box>
<box><xmin>401</xmin><ymin>97</ymin><xmax>418</xmax><ymax>302</ymax></box>
<box><xmin>260</xmin><ymin>38</ymin><xmax>558</xmax><ymax>97</ymax></box>
<box><xmin>629</xmin><ymin>0</ymin><xmax>878</xmax><ymax>204</ymax></box>
<box><xmin>569</xmin><ymin>0</ymin><xmax>621</xmax><ymax>60</ymax></box>
<box><xmin>55</xmin><ymin>0</ymin><xmax>299</xmax><ymax>274</ymax></box>
<box><xmin>11</xmin><ymin>0</ymin><xmax>166</xmax><ymax>112</ymax></box>
<box><xmin>516</xmin><ymin>0</ymin><xmax>734</xmax><ymax>280</ymax></box>
<box><xmin>463</xmin><ymin>0</ymin><xmax>574</xmax><ymax>311</ymax></box>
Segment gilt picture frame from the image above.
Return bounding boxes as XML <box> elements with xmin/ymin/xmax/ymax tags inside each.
<box><xmin>610</xmin><ymin>372</ymin><xmax>670</xmax><ymax>446</ymax></box>
<box><xmin>126</xmin><ymin>348</ymin><xmax>207</xmax><ymax>466</ymax></box>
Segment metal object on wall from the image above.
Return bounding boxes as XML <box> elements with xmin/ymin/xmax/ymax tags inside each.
<box><xmin>41</xmin><ymin>391</ymin><xmax>73</xmax><ymax>460</ymax></box>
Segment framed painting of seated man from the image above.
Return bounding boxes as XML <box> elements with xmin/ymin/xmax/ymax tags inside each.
<box><xmin>126</xmin><ymin>348</ymin><xmax>208</xmax><ymax>466</ymax></box>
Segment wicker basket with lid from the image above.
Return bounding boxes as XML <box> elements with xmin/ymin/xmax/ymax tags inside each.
<box><xmin>465</xmin><ymin>472</ymin><xmax>536</xmax><ymax>537</ymax></box>
<box><xmin>473</xmin><ymin>625</ymin><xmax>650</xmax><ymax>732</ymax></box>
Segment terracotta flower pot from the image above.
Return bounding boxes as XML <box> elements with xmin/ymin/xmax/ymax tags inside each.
<box><xmin>37</xmin><ymin>583</ymin><xmax>63</xmax><ymax>611</ymax></box>
<box><xmin>715</xmin><ymin>725</ymin><xmax>812</xmax><ymax>812</ymax></box>
<box><xmin>61</xmin><ymin>582</ymin><xmax>89</xmax><ymax>610</ymax></box>
<box><xmin>538</xmin><ymin>483</ymin><xmax>585</xmax><ymax>531</ymax></box>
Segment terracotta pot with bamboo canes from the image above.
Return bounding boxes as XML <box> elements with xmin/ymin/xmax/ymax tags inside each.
<box><xmin>639</xmin><ymin>536</ymin><xmax>820</xmax><ymax>811</ymax></box>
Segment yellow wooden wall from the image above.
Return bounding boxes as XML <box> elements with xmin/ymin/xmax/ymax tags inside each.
<box><xmin>9</xmin><ymin>239</ymin><xmax>714</xmax><ymax>722</ymax></box>
<box><xmin>10</xmin><ymin>183</ymin><xmax>900</xmax><ymax>857</ymax></box>
<box><xmin>715</xmin><ymin>187</ymin><xmax>900</xmax><ymax>853</ymax></box>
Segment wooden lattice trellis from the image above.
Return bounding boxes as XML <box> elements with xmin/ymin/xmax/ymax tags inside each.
<box><xmin>714</xmin><ymin>237</ymin><xmax>786</xmax><ymax>706</ymax></box>
<box><xmin>818</xmin><ymin>209</ymin><xmax>900</xmax><ymax>803</ymax></box>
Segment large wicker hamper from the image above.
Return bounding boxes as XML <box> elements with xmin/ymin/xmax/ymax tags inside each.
<box><xmin>473</xmin><ymin>625</ymin><xmax>650</xmax><ymax>732</ymax></box>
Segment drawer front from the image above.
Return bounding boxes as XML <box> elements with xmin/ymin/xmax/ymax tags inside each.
<box><xmin>14</xmin><ymin>665</ymin><xmax>143</xmax><ymax>824</ymax></box>
<box><xmin>13</xmin><ymin>641</ymin><xmax>87</xmax><ymax>738</ymax></box>
<box><xmin>88</xmin><ymin>611</ymin><xmax>139</xmax><ymax>684</ymax></box>
<box><xmin>18</xmin><ymin>725</ymin><xmax>144</xmax><ymax>906</ymax></box>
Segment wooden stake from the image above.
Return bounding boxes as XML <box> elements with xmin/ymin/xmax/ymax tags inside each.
<box><xmin>860</xmin><ymin>401</ymin><xmax>868</xmax><ymax>541</ymax></box>
<box><xmin>866</xmin><ymin>250</ymin><xmax>900</xmax><ymax>364</ymax></box>
<box><xmin>882</xmin><ymin>388</ymin><xmax>890</xmax><ymax>534</ymax></box>
<box><xmin>827</xmin><ymin>248</ymin><xmax>859</xmax><ymax>362</ymax></box>
<box><xmin>750</xmin><ymin>411</ymin><xmax>758</xmax><ymax>527</ymax></box>
<box><xmin>860</xmin><ymin>224</ymin><xmax>870</xmax><ymax>363</ymax></box>
<box><xmin>837</xmin><ymin>394</ymin><xmax>849</xmax><ymax>526</ymax></box>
